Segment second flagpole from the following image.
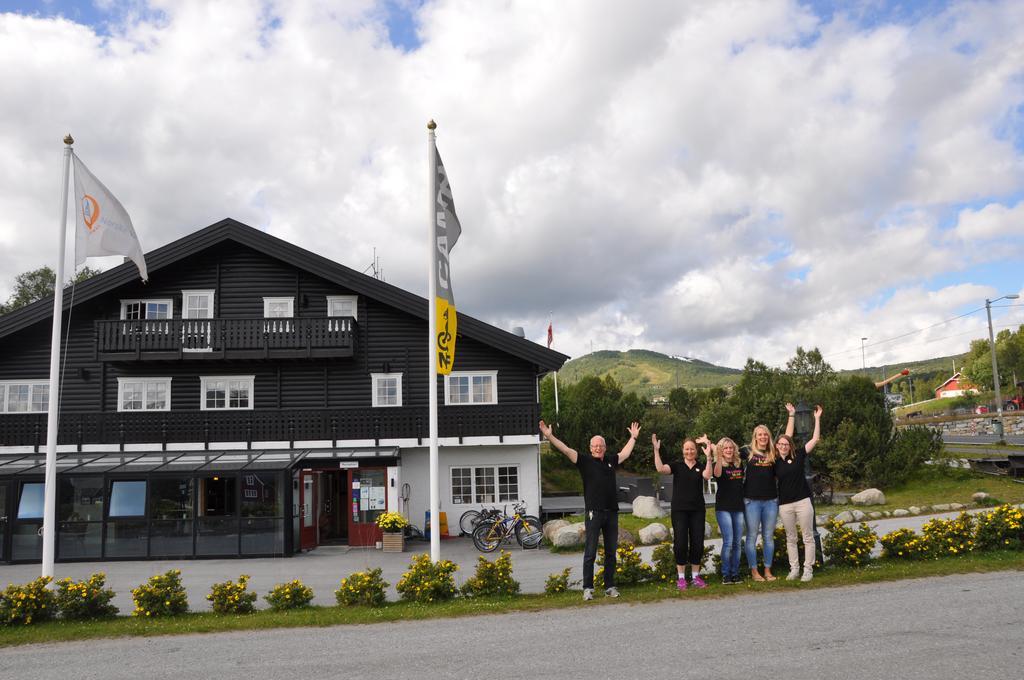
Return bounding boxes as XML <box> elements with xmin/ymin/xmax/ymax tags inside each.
<box><xmin>427</xmin><ymin>120</ymin><xmax>441</xmax><ymax>562</ymax></box>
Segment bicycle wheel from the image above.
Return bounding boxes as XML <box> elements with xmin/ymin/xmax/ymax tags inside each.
<box><xmin>472</xmin><ymin>521</ymin><xmax>502</xmax><ymax>552</ymax></box>
<box><xmin>515</xmin><ymin>516</ymin><xmax>543</xmax><ymax>548</ymax></box>
<box><xmin>459</xmin><ymin>509</ymin><xmax>482</xmax><ymax>536</ymax></box>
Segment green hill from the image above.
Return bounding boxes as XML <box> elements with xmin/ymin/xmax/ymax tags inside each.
<box><xmin>556</xmin><ymin>350</ymin><xmax>742</xmax><ymax>399</ymax></box>
<box><xmin>837</xmin><ymin>353</ymin><xmax>968</xmax><ymax>383</ymax></box>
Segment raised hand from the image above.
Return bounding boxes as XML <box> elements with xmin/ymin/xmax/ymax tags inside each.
<box><xmin>785</xmin><ymin>402</ymin><xmax>796</xmax><ymax>415</ymax></box>
<box><xmin>651</xmin><ymin>433</ymin><xmax>661</xmax><ymax>451</ymax></box>
<box><xmin>627</xmin><ymin>421</ymin><xmax>641</xmax><ymax>439</ymax></box>
<box><xmin>539</xmin><ymin>420</ymin><xmax>553</xmax><ymax>439</ymax></box>
<box><xmin>814</xmin><ymin>404</ymin><xmax>823</xmax><ymax>418</ymax></box>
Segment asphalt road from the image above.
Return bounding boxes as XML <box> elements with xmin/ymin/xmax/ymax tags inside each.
<box><xmin>2</xmin><ymin>571</ymin><xmax>1021</xmax><ymax>680</ymax></box>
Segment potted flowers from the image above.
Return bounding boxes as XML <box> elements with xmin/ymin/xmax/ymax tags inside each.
<box><xmin>376</xmin><ymin>512</ymin><xmax>410</xmax><ymax>552</ymax></box>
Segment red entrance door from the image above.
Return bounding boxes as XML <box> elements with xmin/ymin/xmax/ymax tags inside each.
<box><xmin>347</xmin><ymin>468</ymin><xmax>386</xmax><ymax>547</ymax></box>
<box><xmin>299</xmin><ymin>470</ymin><xmax>319</xmax><ymax>551</ymax></box>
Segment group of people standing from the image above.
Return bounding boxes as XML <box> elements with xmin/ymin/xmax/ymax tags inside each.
<box><xmin>539</xmin><ymin>402</ymin><xmax>823</xmax><ymax>601</ymax></box>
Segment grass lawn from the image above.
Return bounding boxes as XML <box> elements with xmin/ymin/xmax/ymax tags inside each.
<box><xmin>2</xmin><ymin>551</ymin><xmax>1021</xmax><ymax>648</ymax></box>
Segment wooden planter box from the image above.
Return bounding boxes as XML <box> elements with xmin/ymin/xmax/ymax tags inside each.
<box><xmin>382</xmin><ymin>532</ymin><xmax>405</xmax><ymax>553</ymax></box>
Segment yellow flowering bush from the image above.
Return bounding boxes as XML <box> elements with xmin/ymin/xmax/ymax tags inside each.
<box><xmin>922</xmin><ymin>512</ymin><xmax>974</xmax><ymax>558</ymax></box>
<box><xmin>376</xmin><ymin>512</ymin><xmax>410</xmax><ymax>532</ymax></box>
<box><xmin>265</xmin><ymin>579</ymin><xmax>314</xmax><ymax>610</ymax></box>
<box><xmin>55</xmin><ymin>573</ymin><xmax>118</xmax><ymax>620</ymax></box>
<box><xmin>207</xmin><ymin>574</ymin><xmax>257</xmax><ymax>614</ymax></box>
<box><xmin>461</xmin><ymin>550</ymin><xmax>520</xmax><ymax>597</ymax></box>
<box><xmin>822</xmin><ymin>518</ymin><xmax>877</xmax><ymax>567</ymax></box>
<box><xmin>544</xmin><ymin>568</ymin><xmax>580</xmax><ymax>595</ymax></box>
<box><xmin>594</xmin><ymin>542</ymin><xmax>652</xmax><ymax>588</ymax></box>
<box><xmin>396</xmin><ymin>553</ymin><xmax>458</xmax><ymax>603</ymax></box>
<box><xmin>879</xmin><ymin>528</ymin><xmax>927</xmax><ymax>560</ymax></box>
<box><xmin>0</xmin><ymin>576</ymin><xmax>55</xmax><ymax>626</ymax></box>
<box><xmin>131</xmin><ymin>569</ymin><xmax>188</xmax><ymax>617</ymax></box>
<box><xmin>335</xmin><ymin>568</ymin><xmax>389</xmax><ymax>607</ymax></box>
<box><xmin>974</xmin><ymin>504</ymin><xmax>1023</xmax><ymax>551</ymax></box>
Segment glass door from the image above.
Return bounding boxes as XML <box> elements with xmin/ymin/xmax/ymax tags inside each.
<box><xmin>12</xmin><ymin>481</ymin><xmax>44</xmax><ymax>561</ymax></box>
<box><xmin>347</xmin><ymin>468</ymin><xmax>386</xmax><ymax>547</ymax></box>
<box><xmin>298</xmin><ymin>470</ymin><xmax>319</xmax><ymax>551</ymax></box>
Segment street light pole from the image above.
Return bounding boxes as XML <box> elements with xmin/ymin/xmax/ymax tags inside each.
<box><xmin>861</xmin><ymin>337</ymin><xmax>868</xmax><ymax>372</ymax></box>
<box><xmin>986</xmin><ymin>293</ymin><xmax>1020</xmax><ymax>442</ymax></box>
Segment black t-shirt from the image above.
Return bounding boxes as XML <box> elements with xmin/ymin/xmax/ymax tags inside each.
<box><xmin>714</xmin><ymin>464</ymin><xmax>745</xmax><ymax>512</ymax></box>
<box><xmin>668</xmin><ymin>459</ymin><xmax>706</xmax><ymax>511</ymax></box>
<box><xmin>576</xmin><ymin>452</ymin><xmax>619</xmax><ymax>512</ymax></box>
<box><xmin>741</xmin><ymin>445</ymin><xmax>778</xmax><ymax>500</ymax></box>
<box><xmin>775</xmin><ymin>446</ymin><xmax>811</xmax><ymax>505</ymax></box>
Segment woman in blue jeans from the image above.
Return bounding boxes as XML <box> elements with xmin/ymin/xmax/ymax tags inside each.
<box><xmin>711</xmin><ymin>437</ymin><xmax>745</xmax><ymax>584</ymax></box>
<box><xmin>742</xmin><ymin>424</ymin><xmax>778</xmax><ymax>581</ymax></box>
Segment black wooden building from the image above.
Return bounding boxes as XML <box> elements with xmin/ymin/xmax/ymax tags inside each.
<box><xmin>0</xmin><ymin>219</ymin><xmax>566</xmax><ymax>563</ymax></box>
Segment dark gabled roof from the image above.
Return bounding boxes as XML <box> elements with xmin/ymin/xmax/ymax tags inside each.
<box><xmin>0</xmin><ymin>218</ymin><xmax>568</xmax><ymax>372</ymax></box>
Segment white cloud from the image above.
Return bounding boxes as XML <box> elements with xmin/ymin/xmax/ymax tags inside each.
<box><xmin>0</xmin><ymin>0</ymin><xmax>1022</xmax><ymax>373</ymax></box>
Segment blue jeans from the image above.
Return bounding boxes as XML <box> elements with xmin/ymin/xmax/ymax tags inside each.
<box><xmin>744</xmin><ymin>498</ymin><xmax>778</xmax><ymax>570</ymax></box>
<box><xmin>716</xmin><ymin>510</ymin><xmax>744</xmax><ymax>578</ymax></box>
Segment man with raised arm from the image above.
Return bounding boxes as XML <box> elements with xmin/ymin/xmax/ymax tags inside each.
<box><xmin>539</xmin><ymin>419</ymin><xmax>641</xmax><ymax>601</ymax></box>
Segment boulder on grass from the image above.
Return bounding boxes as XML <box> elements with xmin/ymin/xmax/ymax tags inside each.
<box><xmin>932</xmin><ymin>503</ymin><xmax>952</xmax><ymax>512</ymax></box>
<box><xmin>639</xmin><ymin>522</ymin><xmax>670</xmax><ymax>545</ymax></box>
<box><xmin>543</xmin><ymin>519</ymin><xmax>570</xmax><ymax>543</ymax></box>
<box><xmin>850</xmin><ymin>509</ymin><xmax>867</xmax><ymax>522</ymax></box>
<box><xmin>972</xmin><ymin>492</ymin><xmax>991</xmax><ymax>504</ymax></box>
<box><xmin>553</xmin><ymin>525</ymin><xmax>581</xmax><ymax>548</ymax></box>
<box><xmin>892</xmin><ymin>509</ymin><xmax>910</xmax><ymax>517</ymax></box>
<box><xmin>851</xmin><ymin>488</ymin><xmax>886</xmax><ymax>506</ymax></box>
<box><xmin>632</xmin><ymin>496</ymin><xmax>667</xmax><ymax>519</ymax></box>
<box><xmin>908</xmin><ymin>506</ymin><xmax>922</xmax><ymax>515</ymax></box>
<box><xmin>833</xmin><ymin>510</ymin><xmax>854</xmax><ymax>524</ymax></box>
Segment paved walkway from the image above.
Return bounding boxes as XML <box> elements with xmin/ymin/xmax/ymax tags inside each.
<box><xmin>0</xmin><ymin>507</ymin><xmax>1011</xmax><ymax>612</ymax></box>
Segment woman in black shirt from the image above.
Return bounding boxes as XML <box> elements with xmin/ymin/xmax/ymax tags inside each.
<box><xmin>743</xmin><ymin>424</ymin><xmax>778</xmax><ymax>581</ymax></box>
<box><xmin>712</xmin><ymin>437</ymin><xmax>745</xmax><ymax>584</ymax></box>
<box><xmin>776</xmin><ymin>403</ymin><xmax>823</xmax><ymax>582</ymax></box>
<box><xmin>653</xmin><ymin>433</ymin><xmax>713</xmax><ymax>590</ymax></box>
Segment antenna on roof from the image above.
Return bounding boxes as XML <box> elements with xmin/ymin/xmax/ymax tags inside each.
<box><xmin>362</xmin><ymin>247</ymin><xmax>385</xmax><ymax>282</ymax></box>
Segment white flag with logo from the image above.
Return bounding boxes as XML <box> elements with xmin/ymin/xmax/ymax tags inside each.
<box><xmin>72</xmin><ymin>153</ymin><xmax>148</xmax><ymax>281</ymax></box>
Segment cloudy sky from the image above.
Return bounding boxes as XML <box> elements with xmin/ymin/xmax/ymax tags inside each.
<box><xmin>1</xmin><ymin>0</ymin><xmax>1022</xmax><ymax>371</ymax></box>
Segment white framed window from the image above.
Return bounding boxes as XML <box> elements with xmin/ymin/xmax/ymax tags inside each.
<box><xmin>200</xmin><ymin>375</ymin><xmax>254</xmax><ymax>410</ymax></box>
<box><xmin>444</xmin><ymin>371</ymin><xmax>498</xmax><ymax>405</ymax></box>
<box><xmin>120</xmin><ymin>299</ymin><xmax>173</xmax><ymax>320</ymax></box>
<box><xmin>326</xmin><ymin>295</ymin><xmax>358</xmax><ymax>321</ymax></box>
<box><xmin>263</xmin><ymin>297</ymin><xmax>294</xmax><ymax>318</ymax></box>
<box><xmin>0</xmin><ymin>381</ymin><xmax>49</xmax><ymax>413</ymax></box>
<box><xmin>450</xmin><ymin>465</ymin><xmax>519</xmax><ymax>505</ymax></box>
<box><xmin>117</xmin><ymin>377</ymin><xmax>172</xmax><ymax>412</ymax></box>
<box><xmin>371</xmin><ymin>373</ymin><xmax>402</xmax><ymax>408</ymax></box>
<box><xmin>181</xmin><ymin>290</ymin><xmax>214</xmax><ymax>319</ymax></box>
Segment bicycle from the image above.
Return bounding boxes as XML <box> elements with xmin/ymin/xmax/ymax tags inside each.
<box><xmin>458</xmin><ymin>506</ymin><xmax>501</xmax><ymax>537</ymax></box>
<box><xmin>471</xmin><ymin>501</ymin><xmax>543</xmax><ymax>552</ymax></box>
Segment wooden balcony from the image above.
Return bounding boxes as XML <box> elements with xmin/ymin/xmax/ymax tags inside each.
<box><xmin>94</xmin><ymin>317</ymin><xmax>356</xmax><ymax>361</ymax></box>
<box><xmin>0</xmin><ymin>403</ymin><xmax>539</xmax><ymax>449</ymax></box>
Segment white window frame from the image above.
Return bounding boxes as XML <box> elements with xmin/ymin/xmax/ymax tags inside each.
<box><xmin>0</xmin><ymin>381</ymin><xmax>49</xmax><ymax>414</ymax></box>
<box><xmin>181</xmin><ymin>290</ymin><xmax>215</xmax><ymax>319</ymax></box>
<box><xmin>116</xmin><ymin>377</ymin><xmax>172</xmax><ymax>412</ymax></box>
<box><xmin>200</xmin><ymin>375</ymin><xmax>255</xmax><ymax>411</ymax></box>
<box><xmin>326</xmin><ymin>295</ymin><xmax>358</xmax><ymax>321</ymax></box>
<box><xmin>262</xmin><ymin>297</ymin><xmax>294</xmax><ymax>318</ymax></box>
<box><xmin>120</xmin><ymin>298</ymin><xmax>173</xmax><ymax>320</ymax></box>
<box><xmin>444</xmin><ymin>370</ymin><xmax>498</xmax><ymax>406</ymax></box>
<box><xmin>449</xmin><ymin>464</ymin><xmax>519</xmax><ymax>505</ymax></box>
<box><xmin>371</xmin><ymin>373</ymin><xmax>403</xmax><ymax>408</ymax></box>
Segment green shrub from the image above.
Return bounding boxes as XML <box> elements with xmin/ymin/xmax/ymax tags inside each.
<box><xmin>879</xmin><ymin>528</ymin><xmax>928</xmax><ymax>560</ymax></box>
<box><xmin>461</xmin><ymin>550</ymin><xmax>520</xmax><ymax>597</ymax></box>
<box><xmin>922</xmin><ymin>512</ymin><xmax>975</xmax><ymax>557</ymax></box>
<box><xmin>822</xmin><ymin>519</ymin><xmax>877</xmax><ymax>567</ymax></box>
<box><xmin>396</xmin><ymin>553</ymin><xmax>458</xmax><ymax>603</ymax></box>
<box><xmin>131</xmin><ymin>569</ymin><xmax>188</xmax><ymax>617</ymax></box>
<box><xmin>0</xmin><ymin>576</ymin><xmax>55</xmax><ymax>626</ymax></box>
<box><xmin>881</xmin><ymin>426</ymin><xmax>941</xmax><ymax>487</ymax></box>
<box><xmin>772</xmin><ymin>523</ymin><xmax>821</xmax><ymax>572</ymax></box>
<box><xmin>594</xmin><ymin>542</ymin><xmax>652</xmax><ymax>588</ymax></box>
<box><xmin>207</xmin><ymin>574</ymin><xmax>257</xmax><ymax>614</ymax></box>
<box><xmin>544</xmin><ymin>568</ymin><xmax>579</xmax><ymax>594</ymax></box>
<box><xmin>265</xmin><ymin>579</ymin><xmax>314</xmax><ymax>611</ymax></box>
<box><xmin>335</xmin><ymin>568</ymin><xmax>389</xmax><ymax>607</ymax></box>
<box><xmin>974</xmin><ymin>504</ymin><xmax>1024</xmax><ymax>551</ymax></box>
<box><xmin>55</xmin><ymin>573</ymin><xmax>118</xmax><ymax>620</ymax></box>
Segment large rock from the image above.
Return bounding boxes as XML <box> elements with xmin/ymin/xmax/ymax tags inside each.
<box><xmin>639</xmin><ymin>522</ymin><xmax>670</xmax><ymax>545</ymax></box>
<box><xmin>932</xmin><ymin>503</ymin><xmax>952</xmax><ymax>512</ymax></box>
<box><xmin>892</xmin><ymin>509</ymin><xmax>910</xmax><ymax>517</ymax></box>
<box><xmin>552</xmin><ymin>525</ymin><xmax>581</xmax><ymax>548</ymax></box>
<box><xmin>850</xmin><ymin>509</ymin><xmax>867</xmax><ymax>522</ymax></box>
<box><xmin>972</xmin><ymin>492</ymin><xmax>991</xmax><ymax>504</ymax></box>
<box><xmin>574</xmin><ymin>523</ymin><xmax>587</xmax><ymax>541</ymax></box>
<box><xmin>851</xmin><ymin>488</ymin><xmax>886</xmax><ymax>506</ymax></box>
<box><xmin>632</xmin><ymin>496</ymin><xmax>667</xmax><ymax>519</ymax></box>
<box><xmin>833</xmin><ymin>510</ymin><xmax>855</xmax><ymax>524</ymax></box>
<box><xmin>950</xmin><ymin>503</ymin><xmax>965</xmax><ymax>511</ymax></box>
<box><xmin>616</xmin><ymin>527</ymin><xmax>637</xmax><ymax>546</ymax></box>
<box><xmin>543</xmin><ymin>519</ymin><xmax>570</xmax><ymax>543</ymax></box>
<box><xmin>816</xmin><ymin>514</ymin><xmax>831</xmax><ymax>527</ymax></box>
<box><xmin>868</xmin><ymin>511</ymin><xmax>883</xmax><ymax>519</ymax></box>
<box><xmin>908</xmin><ymin>506</ymin><xmax>922</xmax><ymax>515</ymax></box>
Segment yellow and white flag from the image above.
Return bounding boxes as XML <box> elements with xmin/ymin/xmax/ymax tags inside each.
<box><xmin>72</xmin><ymin>153</ymin><xmax>148</xmax><ymax>281</ymax></box>
<box><xmin>433</xmin><ymin>148</ymin><xmax>461</xmax><ymax>374</ymax></box>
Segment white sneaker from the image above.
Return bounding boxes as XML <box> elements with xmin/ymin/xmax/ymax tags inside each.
<box><xmin>582</xmin><ymin>588</ymin><xmax>594</xmax><ymax>601</ymax></box>
<box><xmin>605</xmin><ymin>587</ymin><xmax>620</xmax><ymax>598</ymax></box>
<box><xmin>801</xmin><ymin>569</ymin><xmax>813</xmax><ymax>582</ymax></box>
<box><xmin>786</xmin><ymin>569</ymin><xmax>801</xmax><ymax>581</ymax></box>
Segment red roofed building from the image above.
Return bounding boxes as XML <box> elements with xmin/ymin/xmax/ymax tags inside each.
<box><xmin>934</xmin><ymin>372</ymin><xmax>980</xmax><ymax>399</ymax></box>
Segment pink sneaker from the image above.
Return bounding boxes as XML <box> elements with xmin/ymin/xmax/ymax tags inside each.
<box><xmin>676</xmin><ymin>577</ymin><xmax>687</xmax><ymax>591</ymax></box>
<box><xmin>691</xmin><ymin>575</ymin><xmax>707</xmax><ymax>589</ymax></box>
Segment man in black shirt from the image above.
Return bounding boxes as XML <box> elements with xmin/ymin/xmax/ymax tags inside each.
<box><xmin>540</xmin><ymin>419</ymin><xmax>641</xmax><ymax>601</ymax></box>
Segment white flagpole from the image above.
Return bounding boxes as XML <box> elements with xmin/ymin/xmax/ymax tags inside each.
<box><xmin>42</xmin><ymin>134</ymin><xmax>74</xmax><ymax>578</ymax></box>
<box><xmin>427</xmin><ymin>120</ymin><xmax>441</xmax><ymax>562</ymax></box>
